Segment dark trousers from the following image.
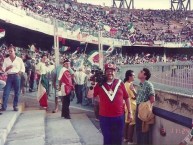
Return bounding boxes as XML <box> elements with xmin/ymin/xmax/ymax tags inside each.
<box><xmin>29</xmin><ymin>72</ymin><xmax>35</xmax><ymax>90</ymax></box>
<box><xmin>136</xmin><ymin>105</ymin><xmax>152</xmax><ymax>145</ymax></box>
<box><xmin>2</xmin><ymin>74</ymin><xmax>21</xmax><ymax>109</ymax></box>
<box><xmin>61</xmin><ymin>93</ymin><xmax>71</xmax><ymax>118</ymax></box>
<box><xmin>75</xmin><ymin>84</ymin><xmax>85</xmax><ymax>103</ymax></box>
<box><xmin>94</xmin><ymin>101</ymin><xmax>99</xmax><ymax>119</ymax></box>
<box><xmin>99</xmin><ymin>115</ymin><xmax>124</xmax><ymax>145</ymax></box>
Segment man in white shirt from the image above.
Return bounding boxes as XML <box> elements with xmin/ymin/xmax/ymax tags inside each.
<box><xmin>36</xmin><ymin>55</ymin><xmax>48</xmax><ymax>75</ymax></box>
<box><xmin>0</xmin><ymin>45</ymin><xmax>25</xmax><ymax>112</ymax></box>
<box><xmin>74</xmin><ymin>67</ymin><xmax>87</xmax><ymax>104</ymax></box>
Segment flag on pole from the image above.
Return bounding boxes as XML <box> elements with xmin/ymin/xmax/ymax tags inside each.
<box><xmin>88</xmin><ymin>51</ymin><xmax>99</xmax><ymax>66</ymax></box>
<box><xmin>105</xmin><ymin>46</ymin><xmax>115</xmax><ymax>56</ymax></box>
<box><xmin>37</xmin><ymin>75</ymin><xmax>48</xmax><ymax>107</ymax></box>
<box><xmin>60</xmin><ymin>46</ymin><xmax>70</xmax><ymax>52</ymax></box>
<box><xmin>72</xmin><ymin>50</ymin><xmax>78</xmax><ymax>56</ymax></box>
<box><xmin>59</xmin><ymin>37</ymin><xmax>66</xmax><ymax>44</ymax></box>
<box><xmin>74</xmin><ymin>57</ymin><xmax>84</xmax><ymax>70</ymax></box>
<box><xmin>110</xmin><ymin>28</ymin><xmax>118</xmax><ymax>36</ymax></box>
<box><xmin>145</xmin><ymin>53</ymin><xmax>150</xmax><ymax>57</ymax></box>
<box><xmin>104</xmin><ymin>25</ymin><xmax>111</xmax><ymax>32</ymax></box>
<box><xmin>127</xmin><ymin>23</ymin><xmax>135</xmax><ymax>33</ymax></box>
<box><xmin>28</xmin><ymin>44</ymin><xmax>37</xmax><ymax>52</ymax></box>
<box><xmin>0</xmin><ymin>29</ymin><xmax>5</xmax><ymax>39</ymax></box>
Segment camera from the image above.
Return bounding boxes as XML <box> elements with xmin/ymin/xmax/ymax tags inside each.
<box><xmin>90</xmin><ymin>68</ymin><xmax>107</xmax><ymax>86</ymax></box>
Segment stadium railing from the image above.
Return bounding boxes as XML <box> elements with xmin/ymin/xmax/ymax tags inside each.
<box><xmin>127</xmin><ymin>62</ymin><xmax>193</xmax><ymax>91</ymax></box>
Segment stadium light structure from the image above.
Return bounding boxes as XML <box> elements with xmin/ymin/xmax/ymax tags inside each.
<box><xmin>112</xmin><ymin>0</ymin><xmax>134</xmax><ymax>9</ymax></box>
<box><xmin>171</xmin><ymin>0</ymin><xmax>191</xmax><ymax>11</ymax></box>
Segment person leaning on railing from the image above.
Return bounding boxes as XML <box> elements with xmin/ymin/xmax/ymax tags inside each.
<box><xmin>136</xmin><ymin>68</ymin><xmax>155</xmax><ymax>145</ymax></box>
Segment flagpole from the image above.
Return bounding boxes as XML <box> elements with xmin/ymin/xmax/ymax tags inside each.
<box><xmin>84</xmin><ymin>42</ymin><xmax>88</xmax><ymax>54</ymax></box>
<box><xmin>54</xmin><ymin>18</ymin><xmax>59</xmax><ymax>68</ymax></box>
<box><xmin>98</xmin><ymin>30</ymin><xmax>104</xmax><ymax>70</ymax></box>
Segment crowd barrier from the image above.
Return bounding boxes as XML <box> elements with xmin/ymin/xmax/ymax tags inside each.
<box><xmin>123</xmin><ymin>62</ymin><xmax>193</xmax><ymax>91</ymax></box>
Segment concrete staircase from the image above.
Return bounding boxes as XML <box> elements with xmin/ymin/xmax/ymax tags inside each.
<box><xmin>71</xmin><ymin>113</ymin><xmax>103</xmax><ymax>145</ymax></box>
<box><xmin>45</xmin><ymin>112</ymin><xmax>81</xmax><ymax>145</ymax></box>
<box><xmin>0</xmin><ymin>104</ymin><xmax>102</xmax><ymax>145</ymax></box>
<box><xmin>5</xmin><ymin>110</ymin><xmax>45</xmax><ymax>145</ymax></box>
<box><xmin>0</xmin><ymin>105</ymin><xmax>23</xmax><ymax>145</ymax></box>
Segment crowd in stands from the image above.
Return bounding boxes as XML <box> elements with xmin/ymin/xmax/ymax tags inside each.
<box><xmin>2</xmin><ymin>0</ymin><xmax>193</xmax><ymax>43</ymax></box>
<box><xmin>0</xmin><ymin>43</ymin><xmax>193</xmax><ymax>69</ymax></box>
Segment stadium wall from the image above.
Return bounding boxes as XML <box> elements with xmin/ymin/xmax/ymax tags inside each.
<box><xmin>152</xmin><ymin>90</ymin><xmax>192</xmax><ymax>145</ymax></box>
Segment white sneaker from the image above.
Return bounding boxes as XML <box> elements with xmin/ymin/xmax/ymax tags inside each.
<box><xmin>127</xmin><ymin>142</ymin><xmax>134</xmax><ymax>145</ymax></box>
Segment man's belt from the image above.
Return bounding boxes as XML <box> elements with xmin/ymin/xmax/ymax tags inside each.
<box><xmin>8</xmin><ymin>73</ymin><xmax>18</xmax><ymax>75</ymax></box>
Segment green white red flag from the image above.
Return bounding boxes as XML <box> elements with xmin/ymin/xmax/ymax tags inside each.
<box><xmin>88</xmin><ymin>51</ymin><xmax>99</xmax><ymax>66</ymax></box>
<box><xmin>37</xmin><ymin>75</ymin><xmax>48</xmax><ymax>107</ymax></box>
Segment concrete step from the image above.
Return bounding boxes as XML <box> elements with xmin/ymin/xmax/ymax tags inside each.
<box><xmin>71</xmin><ymin>114</ymin><xmax>103</xmax><ymax>145</ymax></box>
<box><xmin>0</xmin><ymin>105</ymin><xmax>22</xmax><ymax>145</ymax></box>
<box><xmin>5</xmin><ymin>110</ymin><xmax>46</xmax><ymax>145</ymax></box>
<box><xmin>45</xmin><ymin>112</ymin><xmax>81</xmax><ymax>145</ymax></box>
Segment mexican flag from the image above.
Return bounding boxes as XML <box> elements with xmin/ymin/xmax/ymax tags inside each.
<box><xmin>0</xmin><ymin>29</ymin><xmax>5</xmax><ymax>38</ymax></box>
<box><xmin>104</xmin><ymin>25</ymin><xmax>117</xmax><ymax>35</ymax></box>
<box><xmin>37</xmin><ymin>75</ymin><xmax>48</xmax><ymax>107</ymax></box>
<box><xmin>104</xmin><ymin>25</ymin><xmax>111</xmax><ymax>32</ymax></box>
<box><xmin>60</xmin><ymin>46</ymin><xmax>70</xmax><ymax>52</ymax></box>
<box><xmin>105</xmin><ymin>46</ymin><xmax>114</xmax><ymax>56</ymax></box>
<box><xmin>88</xmin><ymin>51</ymin><xmax>99</xmax><ymax>66</ymax></box>
<box><xmin>128</xmin><ymin>23</ymin><xmax>135</xmax><ymax>33</ymax></box>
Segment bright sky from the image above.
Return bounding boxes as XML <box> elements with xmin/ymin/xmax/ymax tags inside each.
<box><xmin>77</xmin><ymin>0</ymin><xmax>192</xmax><ymax>10</ymax></box>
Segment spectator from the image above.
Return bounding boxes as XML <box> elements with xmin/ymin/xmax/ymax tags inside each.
<box><xmin>136</xmin><ymin>68</ymin><xmax>155</xmax><ymax>145</ymax></box>
<box><xmin>0</xmin><ymin>45</ymin><xmax>25</xmax><ymax>112</ymax></box>
<box><xmin>58</xmin><ymin>58</ymin><xmax>73</xmax><ymax>119</ymax></box>
<box><xmin>124</xmin><ymin>70</ymin><xmax>137</xmax><ymax>144</ymax></box>
<box><xmin>94</xmin><ymin>63</ymin><xmax>132</xmax><ymax>145</ymax></box>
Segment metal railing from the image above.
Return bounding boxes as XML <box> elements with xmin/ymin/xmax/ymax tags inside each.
<box><xmin>150</xmin><ymin>62</ymin><xmax>193</xmax><ymax>90</ymax></box>
<box><xmin>120</xmin><ymin>62</ymin><xmax>193</xmax><ymax>95</ymax></box>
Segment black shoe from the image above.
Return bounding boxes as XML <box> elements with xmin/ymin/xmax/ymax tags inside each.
<box><xmin>13</xmin><ymin>107</ymin><xmax>18</xmax><ymax>111</ymax></box>
<box><xmin>29</xmin><ymin>89</ymin><xmax>35</xmax><ymax>92</ymax></box>
<box><xmin>0</xmin><ymin>112</ymin><xmax>2</xmax><ymax>115</ymax></box>
<box><xmin>64</xmin><ymin>116</ymin><xmax>71</xmax><ymax>119</ymax></box>
<box><xmin>52</xmin><ymin>110</ymin><xmax>58</xmax><ymax>113</ymax></box>
<box><xmin>76</xmin><ymin>102</ymin><xmax>80</xmax><ymax>104</ymax></box>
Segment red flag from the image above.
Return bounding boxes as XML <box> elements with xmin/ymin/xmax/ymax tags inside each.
<box><xmin>59</xmin><ymin>37</ymin><xmax>66</xmax><ymax>45</ymax></box>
